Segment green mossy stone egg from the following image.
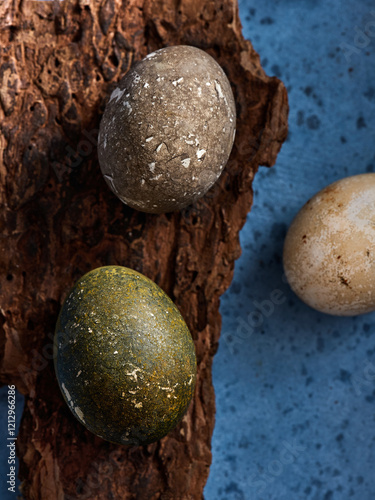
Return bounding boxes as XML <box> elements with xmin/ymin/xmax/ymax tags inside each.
<box><xmin>54</xmin><ymin>266</ymin><xmax>197</xmax><ymax>446</ymax></box>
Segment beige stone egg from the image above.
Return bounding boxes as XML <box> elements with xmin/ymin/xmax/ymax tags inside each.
<box><xmin>283</xmin><ymin>173</ymin><xmax>375</xmax><ymax>316</ymax></box>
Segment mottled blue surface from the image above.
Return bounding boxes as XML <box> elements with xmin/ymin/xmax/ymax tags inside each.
<box><xmin>205</xmin><ymin>1</ymin><xmax>375</xmax><ymax>499</ymax></box>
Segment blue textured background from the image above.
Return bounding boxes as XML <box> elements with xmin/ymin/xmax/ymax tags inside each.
<box><xmin>205</xmin><ymin>1</ymin><xmax>375</xmax><ymax>499</ymax></box>
<box><xmin>1</xmin><ymin>0</ymin><xmax>375</xmax><ymax>499</ymax></box>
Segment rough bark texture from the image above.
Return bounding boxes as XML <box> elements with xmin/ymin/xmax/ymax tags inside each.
<box><xmin>0</xmin><ymin>0</ymin><xmax>288</xmax><ymax>499</ymax></box>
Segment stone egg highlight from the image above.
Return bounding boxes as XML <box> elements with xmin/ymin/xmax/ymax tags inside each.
<box><xmin>98</xmin><ymin>45</ymin><xmax>236</xmax><ymax>213</ymax></box>
<box><xmin>54</xmin><ymin>266</ymin><xmax>197</xmax><ymax>446</ymax></box>
<box><xmin>283</xmin><ymin>173</ymin><xmax>375</xmax><ymax>316</ymax></box>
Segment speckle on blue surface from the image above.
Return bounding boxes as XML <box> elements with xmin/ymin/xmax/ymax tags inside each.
<box><xmin>357</xmin><ymin>116</ymin><xmax>367</xmax><ymax>129</ymax></box>
<box><xmin>205</xmin><ymin>0</ymin><xmax>375</xmax><ymax>499</ymax></box>
<box><xmin>306</xmin><ymin>114</ymin><xmax>321</xmax><ymax>130</ymax></box>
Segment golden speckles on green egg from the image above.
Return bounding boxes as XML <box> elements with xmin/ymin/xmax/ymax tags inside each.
<box><xmin>54</xmin><ymin>266</ymin><xmax>197</xmax><ymax>446</ymax></box>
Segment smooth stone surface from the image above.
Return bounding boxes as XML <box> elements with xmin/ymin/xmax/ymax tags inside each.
<box><xmin>284</xmin><ymin>173</ymin><xmax>375</xmax><ymax>316</ymax></box>
<box><xmin>54</xmin><ymin>266</ymin><xmax>196</xmax><ymax>446</ymax></box>
<box><xmin>98</xmin><ymin>45</ymin><xmax>236</xmax><ymax>214</ymax></box>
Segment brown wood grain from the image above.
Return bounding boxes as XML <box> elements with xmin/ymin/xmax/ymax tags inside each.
<box><xmin>0</xmin><ymin>0</ymin><xmax>288</xmax><ymax>498</ymax></box>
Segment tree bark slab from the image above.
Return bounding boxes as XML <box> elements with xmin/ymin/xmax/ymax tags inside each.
<box><xmin>0</xmin><ymin>0</ymin><xmax>288</xmax><ymax>498</ymax></box>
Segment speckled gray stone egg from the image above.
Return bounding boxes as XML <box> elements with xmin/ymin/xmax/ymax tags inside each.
<box><xmin>98</xmin><ymin>45</ymin><xmax>236</xmax><ymax>214</ymax></box>
<box><xmin>283</xmin><ymin>173</ymin><xmax>375</xmax><ymax>316</ymax></box>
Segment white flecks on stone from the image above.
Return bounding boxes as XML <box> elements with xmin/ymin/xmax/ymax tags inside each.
<box><xmin>185</xmin><ymin>140</ymin><xmax>194</xmax><ymax>145</ymax></box>
<box><xmin>156</xmin><ymin>77</ymin><xmax>161</xmax><ymax>82</ymax></box>
<box><xmin>129</xmin><ymin>390</ymin><xmax>137</xmax><ymax>394</ymax></box>
<box><xmin>181</xmin><ymin>158</ymin><xmax>191</xmax><ymax>168</ymax></box>
<box><xmin>75</xmin><ymin>406</ymin><xmax>85</xmax><ymax>423</ymax></box>
<box><xmin>132</xmin><ymin>400</ymin><xmax>143</xmax><ymax>408</ymax></box>
<box><xmin>215</xmin><ymin>80</ymin><xmax>224</xmax><ymax>98</ymax></box>
<box><xmin>121</xmin><ymin>195</ymin><xmax>147</xmax><ymax>208</ymax></box>
<box><xmin>159</xmin><ymin>386</ymin><xmax>173</xmax><ymax>392</ymax></box>
<box><xmin>172</xmin><ymin>77</ymin><xmax>184</xmax><ymax>86</ymax></box>
<box><xmin>104</xmin><ymin>174</ymin><xmax>117</xmax><ymax>194</ymax></box>
<box><xmin>76</xmin><ymin>370</ymin><xmax>82</xmax><ymax>377</ymax></box>
<box><xmin>151</xmin><ymin>174</ymin><xmax>162</xmax><ymax>181</ymax></box>
<box><xmin>122</xmin><ymin>430</ymin><xmax>130</xmax><ymax>442</ymax></box>
<box><xmin>61</xmin><ymin>383</ymin><xmax>72</xmax><ymax>405</ymax></box>
<box><xmin>192</xmin><ymin>176</ymin><xmax>197</xmax><ymax>181</ymax></box>
<box><xmin>148</xmin><ymin>162</ymin><xmax>156</xmax><ymax>172</ymax></box>
<box><xmin>123</xmin><ymin>101</ymin><xmax>132</xmax><ymax>114</ymax></box>
<box><xmin>141</xmin><ymin>179</ymin><xmax>145</xmax><ymax>186</ymax></box>
<box><xmin>195</xmin><ymin>137</ymin><xmax>199</xmax><ymax>146</ymax></box>
<box><xmin>196</xmin><ymin>149</ymin><xmax>206</xmax><ymax>159</ymax></box>
<box><xmin>197</xmin><ymin>87</ymin><xmax>202</xmax><ymax>97</ymax></box>
<box><xmin>206</xmin><ymin>82</ymin><xmax>211</xmax><ymax>86</ymax></box>
<box><xmin>144</xmin><ymin>82</ymin><xmax>150</xmax><ymax>88</ymax></box>
<box><xmin>114</xmin><ymin>351</ymin><xmax>118</xmax><ymax>354</ymax></box>
<box><xmin>145</xmin><ymin>136</ymin><xmax>153</xmax><ymax>142</ymax></box>
<box><xmin>126</xmin><ymin>367</ymin><xmax>142</xmax><ymax>382</ymax></box>
<box><xmin>156</xmin><ymin>143</ymin><xmax>164</xmax><ymax>153</ymax></box>
<box><xmin>109</xmin><ymin>87</ymin><xmax>125</xmax><ymax>103</ymax></box>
